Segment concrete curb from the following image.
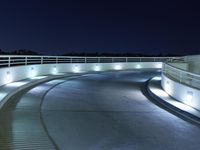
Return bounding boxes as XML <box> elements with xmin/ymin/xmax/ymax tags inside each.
<box><xmin>146</xmin><ymin>78</ymin><xmax>200</xmax><ymax>126</ymax></box>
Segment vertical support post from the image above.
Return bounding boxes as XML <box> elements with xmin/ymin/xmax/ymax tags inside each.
<box><xmin>70</xmin><ymin>57</ymin><xmax>72</xmax><ymax>63</ymax></box>
<box><xmin>126</xmin><ymin>57</ymin><xmax>128</xmax><ymax>62</ymax></box>
<box><xmin>8</xmin><ymin>57</ymin><xmax>10</xmax><ymax>67</ymax></box>
<box><xmin>56</xmin><ymin>57</ymin><xmax>58</xmax><ymax>64</ymax></box>
<box><xmin>85</xmin><ymin>57</ymin><xmax>86</xmax><ymax>63</ymax></box>
<box><xmin>25</xmin><ymin>57</ymin><xmax>27</xmax><ymax>65</ymax></box>
<box><xmin>41</xmin><ymin>56</ymin><xmax>43</xmax><ymax>64</ymax></box>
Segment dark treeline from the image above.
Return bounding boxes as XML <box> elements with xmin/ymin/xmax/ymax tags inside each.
<box><xmin>0</xmin><ymin>49</ymin><xmax>181</xmax><ymax>57</ymax></box>
<box><xmin>0</xmin><ymin>49</ymin><xmax>40</xmax><ymax>55</ymax></box>
<box><xmin>62</xmin><ymin>52</ymin><xmax>180</xmax><ymax>57</ymax></box>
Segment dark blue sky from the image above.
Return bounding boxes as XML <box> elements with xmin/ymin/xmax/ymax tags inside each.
<box><xmin>0</xmin><ymin>0</ymin><xmax>200</xmax><ymax>55</ymax></box>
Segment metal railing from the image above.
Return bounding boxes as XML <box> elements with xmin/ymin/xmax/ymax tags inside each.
<box><xmin>0</xmin><ymin>55</ymin><xmax>178</xmax><ymax>67</ymax></box>
<box><xmin>162</xmin><ymin>63</ymin><xmax>200</xmax><ymax>89</ymax></box>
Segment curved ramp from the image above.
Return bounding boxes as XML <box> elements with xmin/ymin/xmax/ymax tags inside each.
<box><xmin>1</xmin><ymin>70</ymin><xmax>200</xmax><ymax>150</ymax></box>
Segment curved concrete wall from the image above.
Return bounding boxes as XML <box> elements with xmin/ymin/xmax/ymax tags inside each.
<box><xmin>161</xmin><ymin>74</ymin><xmax>200</xmax><ymax>111</ymax></box>
<box><xmin>0</xmin><ymin>62</ymin><xmax>162</xmax><ymax>86</ymax></box>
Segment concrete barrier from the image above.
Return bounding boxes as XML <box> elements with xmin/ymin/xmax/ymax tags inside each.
<box><xmin>0</xmin><ymin>62</ymin><xmax>162</xmax><ymax>86</ymax></box>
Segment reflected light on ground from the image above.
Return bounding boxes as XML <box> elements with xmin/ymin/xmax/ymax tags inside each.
<box><xmin>6</xmin><ymin>81</ymin><xmax>28</xmax><ymax>87</ymax></box>
<box><xmin>153</xmin><ymin>76</ymin><xmax>162</xmax><ymax>81</ymax></box>
<box><xmin>151</xmin><ymin>88</ymin><xmax>169</xmax><ymax>98</ymax></box>
<box><xmin>169</xmin><ymin>100</ymin><xmax>195</xmax><ymax>112</ymax></box>
<box><xmin>31</xmin><ymin>76</ymin><xmax>47</xmax><ymax>80</ymax></box>
<box><xmin>6</xmin><ymin>71</ymin><xmax>13</xmax><ymax>84</ymax></box>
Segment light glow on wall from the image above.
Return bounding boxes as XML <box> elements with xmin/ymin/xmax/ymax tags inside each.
<box><xmin>30</xmin><ymin>67</ymin><xmax>36</xmax><ymax>77</ymax></box>
<box><xmin>114</xmin><ymin>64</ymin><xmax>122</xmax><ymax>70</ymax></box>
<box><xmin>153</xmin><ymin>76</ymin><xmax>162</xmax><ymax>81</ymax></box>
<box><xmin>136</xmin><ymin>64</ymin><xmax>141</xmax><ymax>69</ymax></box>
<box><xmin>156</xmin><ymin>63</ymin><xmax>163</xmax><ymax>68</ymax></box>
<box><xmin>186</xmin><ymin>91</ymin><xmax>193</xmax><ymax>104</ymax></box>
<box><xmin>53</xmin><ymin>66</ymin><xmax>57</xmax><ymax>74</ymax></box>
<box><xmin>6</xmin><ymin>71</ymin><xmax>12</xmax><ymax>84</ymax></box>
<box><xmin>94</xmin><ymin>65</ymin><xmax>100</xmax><ymax>71</ymax></box>
<box><xmin>73</xmin><ymin>65</ymin><xmax>80</xmax><ymax>73</ymax></box>
<box><xmin>165</xmin><ymin>80</ymin><xmax>171</xmax><ymax>94</ymax></box>
<box><xmin>6</xmin><ymin>81</ymin><xmax>28</xmax><ymax>87</ymax></box>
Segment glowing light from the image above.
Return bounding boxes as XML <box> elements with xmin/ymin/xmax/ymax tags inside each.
<box><xmin>94</xmin><ymin>65</ymin><xmax>100</xmax><ymax>71</ymax></box>
<box><xmin>29</xmin><ymin>67</ymin><xmax>36</xmax><ymax>77</ymax></box>
<box><xmin>53</xmin><ymin>66</ymin><xmax>57</xmax><ymax>74</ymax></box>
<box><xmin>165</xmin><ymin>80</ymin><xmax>171</xmax><ymax>94</ymax></box>
<box><xmin>151</xmin><ymin>87</ymin><xmax>169</xmax><ymax>98</ymax></box>
<box><xmin>6</xmin><ymin>71</ymin><xmax>12</xmax><ymax>83</ymax></box>
<box><xmin>169</xmin><ymin>101</ymin><xmax>194</xmax><ymax>112</ymax></box>
<box><xmin>153</xmin><ymin>76</ymin><xmax>161</xmax><ymax>81</ymax></box>
<box><xmin>6</xmin><ymin>81</ymin><xmax>28</xmax><ymax>87</ymax></box>
<box><xmin>73</xmin><ymin>65</ymin><xmax>80</xmax><ymax>73</ymax></box>
<box><xmin>31</xmin><ymin>76</ymin><xmax>47</xmax><ymax>80</ymax></box>
<box><xmin>136</xmin><ymin>64</ymin><xmax>141</xmax><ymax>69</ymax></box>
<box><xmin>187</xmin><ymin>91</ymin><xmax>193</xmax><ymax>103</ymax></box>
<box><xmin>156</xmin><ymin>63</ymin><xmax>163</xmax><ymax>68</ymax></box>
<box><xmin>114</xmin><ymin>64</ymin><xmax>122</xmax><ymax>70</ymax></box>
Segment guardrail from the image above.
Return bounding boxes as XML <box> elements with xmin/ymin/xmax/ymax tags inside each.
<box><xmin>0</xmin><ymin>55</ymin><xmax>179</xmax><ymax>67</ymax></box>
<box><xmin>162</xmin><ymin>63</ymin><xmax>200</xmax><ymax>89</ymax></box>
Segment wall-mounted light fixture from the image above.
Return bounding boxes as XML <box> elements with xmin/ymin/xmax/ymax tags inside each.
<box><xmin>29</xmin><ymin>67</ymin><xmax>36</xmax><ymax>77</ymax></box>
<box><xmin>6</xmin><ymin>71</ymin><xmax>12</xmax><ymax>83</ymax></box>
<box><xmin>73</xmin><ymin>65</ymin><xmax>80</xmax><ymax>73</ymax></box>
<box><xmin>136</xmin><ymin>64</ymin><xmax>141</xmax><ymax>69</ymax></box>
<box><xmin>94</xmin><ymin>65</ymin><xmax>100</xmax><ymax>71</ymax></box>
<box><xmin>114</xmin><ymin>64</ymin><xmax>122</xmax><ymax>70</ymax></box>
<box><xmin>186</xmin><ymin>91</ymin><xmax>193</xmax><ymax>103</ymax></box>
<box><xmin>53</xmin><ymin>66</ymin><xmax>57</xmax><ymax>74</ymax></box>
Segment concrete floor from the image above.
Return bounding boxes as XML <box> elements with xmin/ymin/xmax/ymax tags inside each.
<box><xmin>1</xmin><ymin>70</ymin><xmax>200</xmax><ymax>150</ymax></box>
<box><xmin>42</xmin><ymin>70</ymin><xmax>200</xmax><ymax>150</ymax></box>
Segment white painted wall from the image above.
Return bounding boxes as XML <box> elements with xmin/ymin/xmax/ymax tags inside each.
<box><xmin>161</xmin><ymin>74</ymin><xmax>200</xmax><ymax>111</ymax></box>
<box><xmin>0</xmin><ymin>62</ymin><xmax>162</xmax><ymax>86</ymax></box>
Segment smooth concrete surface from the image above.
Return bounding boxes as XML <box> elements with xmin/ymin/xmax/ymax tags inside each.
<box><xmin>148</xmin><ymin>77</ymin><xmax>200</xmax><ymax>124</ymax></box>
<box><xmin>40</xmin><ymin>70</ymin><xmax>200</xmax><ymax>150</ymax></box>
<box><xmin>0</xmin><ymin>73</ymin><xmax>85</xmax><ymax>150</ymax></box>
<box><xmin>1</xmin><ymin>70</ymin><xmax>200</xmax><ymax>150</ymax></box>
<box><xmin>161</xmin><ymin>74</ymin><xmax>200</xmax><ymax>111</ymax></box>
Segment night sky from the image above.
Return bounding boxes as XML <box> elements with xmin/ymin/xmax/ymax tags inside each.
<box><xmin>0</xmin><ymin>0</ymin><xmax>200</xmax><ymax>55</ymax></box>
